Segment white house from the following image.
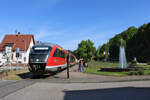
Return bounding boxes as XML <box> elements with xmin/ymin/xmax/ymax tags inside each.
<box><xmin>0</xmin><ymin>32</ymin><xmax>35</xmax><ymax>65</ymax></box>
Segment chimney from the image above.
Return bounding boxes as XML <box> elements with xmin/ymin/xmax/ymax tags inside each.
<box><xmin>18</xmin><ymin>32</ymin><xmax>21</xmax><ymax>35</ymax></box>
<box><xmin>17</xmin><ymin>32</ymin><xmax>21</xmax><ymax>37</ymax></box>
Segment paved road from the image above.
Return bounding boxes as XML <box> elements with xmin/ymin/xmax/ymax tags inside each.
<box><xmin>1</xmin><ymin>80</ymin><xmax>150</xmax><ymax>100</ymax></box>
<box><xmin>0</xmin><ymin>80</ymin><xmax>34</xmax><ymax>98</ymax></box>
<box><xmin>1</xmin><ymin>65</ymin><xmax>150</xmax><ymax>100</ymax></box>
<box><xmin>0</xmin><ymin>80</ymin><xmax>15</xmax><ymax>87</ymax></box>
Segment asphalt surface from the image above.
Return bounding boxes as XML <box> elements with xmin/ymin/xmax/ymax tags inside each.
<box><xmin>1</xmin><ymin>80</ymin><xmax>150</xmax><ymax>100</ymax></box>
<box><xmin>0</xmin><ymin>80</ymin><xmax>34</xmax><ymax>98</ymax></box>
<box><xmin>0</xmin><ymin>80</ymin><xmax>15</xmax><ymax>87</ymax></box>
<box><xmin>1</xmin><ymin>65</ymin><xmax>150</xmax><ymax>100</ymax></box>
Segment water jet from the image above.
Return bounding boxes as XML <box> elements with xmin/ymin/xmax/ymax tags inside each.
<box><xmin>100</xmin><ymin>39</ymin><xmax>147</xmax><ymax>72</ymax></box>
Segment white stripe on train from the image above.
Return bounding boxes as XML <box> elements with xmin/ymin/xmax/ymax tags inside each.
<box><xmin>45</xmin><ymin>63</ymin><xmax>75</xmax><ymax>71</ymax></box>
<box><xmin>46</xmin><ymin>63</ymin><xmax>67</xmax><ymax>69</ymax></box>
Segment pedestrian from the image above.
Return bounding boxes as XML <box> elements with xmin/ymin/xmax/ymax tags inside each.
<box><xmin>78</xmin><ymin>59</ymin><xmax>81</xmax><ymax>71</ymax></box>
<box><xmin>85</xmin><ymin>62</ymin><xmax>88</xmax><ymax>68</ymax></box>
<box><xmin>83</xmin><ymin>60</ymin><xmax>86</xmax><ymax>70</ymax></box>
<box><xmin>78</xmin><ymin>59</ymin><xmax>83</xmax><ymax>72</ymax></box>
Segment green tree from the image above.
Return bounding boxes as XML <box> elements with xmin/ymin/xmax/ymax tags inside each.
<box><xmin>126</xmin><ymin>23</ymin><xmax>150</xmax><ymax>62</ymax></box>
<box><xmin>101</xmin><ymin>26</ymin><xmax>137</xmax><ymax>61</ymax></box>
<box><xmin>95</xmin><ymin>48</ymin><xmax>100</xmax><ymax>60</ymax></box>
<box><xmin>100</xmin><ymin>22</ymin><xmax>150</xmax><ymax>62</ymax></box>
<box><xmin>99</xmin><ymin>44</ymin><xmax>109</xmax><ymax>60</ymax></box>
<box><xmin>75</xmin><ymin>39</ymin><xmax>96</xmax><ymax>61</ymax></box>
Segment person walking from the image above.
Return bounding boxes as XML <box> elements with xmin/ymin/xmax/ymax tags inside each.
<box><xmin>83</xmin><ymin>60</ymin><xmax>86</xmax><ymax>70</ymax></box>
<box><xmin>79</xmin><ymin>59</ymin><xmax>83</xmax><ymax>72</ymax></box>
<box><xmin>85</xmin><ymin>62</ymin><xmax>88</xmax><ymax>68</ymax></box>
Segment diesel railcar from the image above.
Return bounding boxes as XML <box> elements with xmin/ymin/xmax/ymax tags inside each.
<box><xmin>28</xmin><ymin>42</ymin><xmax>76</xmax><ymax>74</ymax></box>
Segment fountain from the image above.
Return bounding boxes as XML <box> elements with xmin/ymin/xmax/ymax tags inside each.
<box><xmin>119</xmin><ymin>39</ymin><xmax>127</xmax><ymax>69</ymax></box>
<box><xmin>100</xmin><ymin>39</ymin><xmax>148</xmax><ymax>72</ymax></box>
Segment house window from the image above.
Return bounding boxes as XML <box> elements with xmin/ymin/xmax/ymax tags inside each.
<box><xmin>2</xmin><ymin>52</ymin><xmax>7</xmax><ymax>59</ymax></box>
<box><xmin>19</xmin><ymin>53</ymin><xmax>22</xmax><ymax>59</ymax></box>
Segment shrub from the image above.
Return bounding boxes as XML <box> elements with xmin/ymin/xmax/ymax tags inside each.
<box><xmin>130</xmin><ymin>60</ymin><xmax>138</xmax><ymax>67</ymax></box>
<box><xmin>0</xmin><ymin>71</ymin><xmax>3</xmax><ymax>75</ymax></box>
<box><xmin>137</xmin><ymin>71</ymin><xmax>144</xmax><ymax>75</ymax></box>
<box><xmin>128</xmin><ymin>71</ymin><xmax>138</xmax><ymax>75</ymax></box>
<box><xmin>132</xmin><ymin>60</ymin><xmax>137</xmax><ymax>64</ymax></box>
<box><xmin>148</xmin><ymin>62</ymin><xmax>150</xmax><ymax>65</ymax></box>
<box><xmin>0</xmin><ymin>70</ymin><xmax>7</xmax><ymax>75</ymax></box>
<box><xmin>129</xmin><ymin>71</ymin><xmax>144</xmax><ymax>76</ymax></box>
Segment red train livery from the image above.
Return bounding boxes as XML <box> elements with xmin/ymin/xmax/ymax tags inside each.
<box><xmin>29</xmin><ymin>42</ymin><xmax>76</xmax><ymax>74</ymax></box>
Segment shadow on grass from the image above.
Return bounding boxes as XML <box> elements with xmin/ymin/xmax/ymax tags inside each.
<box><xmin>17</xmin><ymin>68</ymin><xmax>67</xmax><ymax>79</ymax></box>
<box><xmin>17</xmin><ymin>72</ymin><xmax>32</xmax><ymax>79</ymax></box>
<box><xmin>64</xmin><ymin>87</ymin><xmax>150</xmax><ymax>100</ymax></box>
<box><xmin>17</xmin><ymin>72</ymin><xmax>56</xmax><ymax>79</ymax></box>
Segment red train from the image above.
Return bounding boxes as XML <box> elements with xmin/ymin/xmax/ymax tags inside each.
<box><xmin>29</xmin><ymin>42</ymin><xmax>76</xmax><ymax>74</ymax></box>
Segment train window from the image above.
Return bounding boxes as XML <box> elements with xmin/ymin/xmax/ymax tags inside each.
<box><xmin>53</xmin><ymin>49</ymin><xmax>60</xmax><ymax>57</ymax></box>
<box><xmin>53</xmin><ymin>48</ymin><xmax>65</xmax><ymax>58</ymax></box>
<box><xmin>61</xmin><ymin>51</ymin><xmax>65</xmax><ymax>58</ymax></box>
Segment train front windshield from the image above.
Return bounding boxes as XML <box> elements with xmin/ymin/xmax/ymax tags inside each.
<box><xmin>32</xmin><ymin>47</ymin><xmax>52</xmax><ymax>54</ymax></box>
<box><xmin>29</xmin><ymin>46</ymin><xmax>52</xmax><ymax>63</ymax></box>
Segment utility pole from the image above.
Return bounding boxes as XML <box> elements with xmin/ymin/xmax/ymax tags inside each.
<box><xmin>23</xmin><ymin>38</ymin><xmax>26</xmax><ymax>68</ymax></box>
<box><xmin>67</xmin><ymin>54</ymin><xmax>70</xmax><ymax>79</ymax></box>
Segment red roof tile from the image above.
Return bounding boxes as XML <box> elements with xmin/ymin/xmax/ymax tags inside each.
<box><xmin>0</xmin><ymin>32</ymin><xmax>35</xmax><ymax>51</ymax></box>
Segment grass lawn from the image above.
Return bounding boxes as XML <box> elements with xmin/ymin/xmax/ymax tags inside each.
<box><xmin>83</xmin><ymin>61</ymin><xmax>150</xmax><ymax>76</ymax></box>
<box><xmin>3</xmin><ymin>69</ymin><xmax>30</xmax><ymax>81</ymax></box>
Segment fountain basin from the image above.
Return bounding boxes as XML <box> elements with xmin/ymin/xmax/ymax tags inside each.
<box><xmin>100</xmin><ymin>67</ymin><xmax>148</xmax><ymax>72</ymax></box>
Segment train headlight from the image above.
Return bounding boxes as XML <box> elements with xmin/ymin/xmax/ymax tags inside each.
<box><xmin>36</xmin><ymin>59</ymin><xmax>39</xmax><ymax>62</ymax></box>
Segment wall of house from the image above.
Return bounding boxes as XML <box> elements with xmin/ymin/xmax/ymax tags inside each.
<box><xmin>12</xmin><ymin>38</ymin><xmax>34</xmax><ymax>64</ymax></box>
<box><xmin>0</xmin><ymin>51</ymin><xmax>7</xmax><ymax>64</ymax></box>
<box><xmin>12</xmin><ymin>51</ymin><xmax>25</xmax><ymax>63</ymax></box>
<box><xmin>25</xmin><ymin>38</ymin><xmax>34</xmax><ymax>63</ymax></box>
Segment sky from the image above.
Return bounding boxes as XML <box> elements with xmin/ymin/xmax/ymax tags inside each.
<box><xmin>0</xmin><ymin>0</ymin><xmax>150</xmax><ymax>50</ymax></box>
